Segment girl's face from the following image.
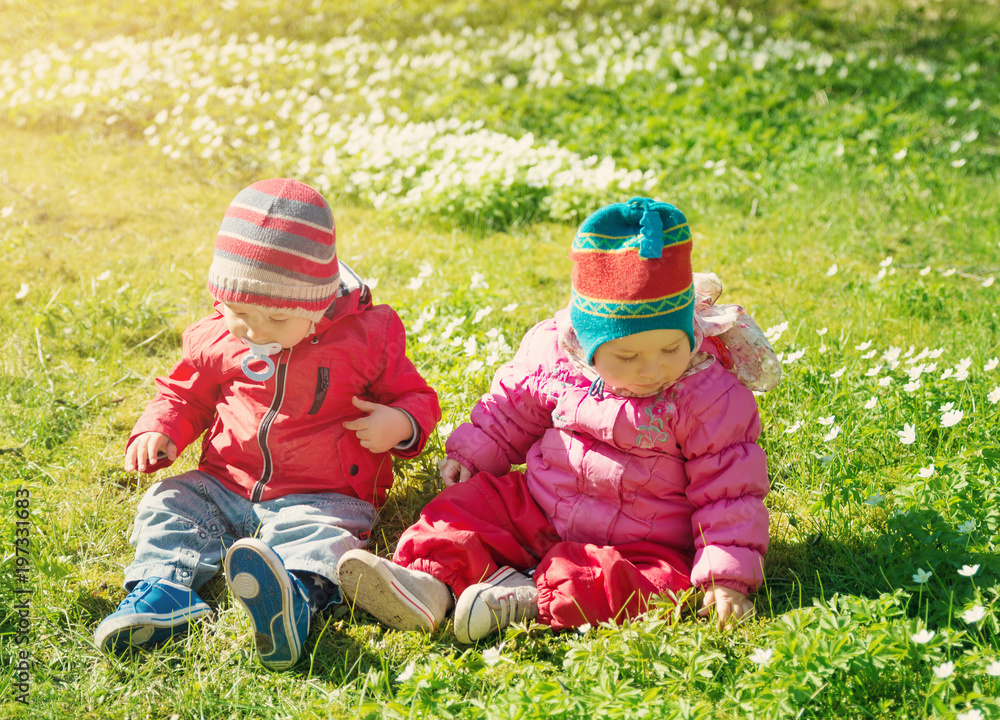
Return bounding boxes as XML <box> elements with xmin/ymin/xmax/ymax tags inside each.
<box><xmin>221</xmin><ymin>302</ymin><xmax>314</xmax><ymax>349</ymax></box>
<box><xmin>592</xmin><ymin>328</ymin><xmax>693</xmax><ymax>396</ymax></box>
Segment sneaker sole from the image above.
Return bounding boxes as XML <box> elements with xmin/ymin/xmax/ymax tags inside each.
<box><xmin>337</xmin><ymin>553</ymin><xmax>438</xmax><ymax>632</ymax></box>
<box><xmin>453</xmin><ymin>567</ymin><xmax>520</xmax><ymax>644</ymax></box>
<box><xmin>224</xmin><ymin>540</ymin><xmax>305</xmax><ymax>671</ymax></box>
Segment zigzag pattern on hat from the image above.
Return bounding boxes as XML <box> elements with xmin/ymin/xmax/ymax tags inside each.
<box><xmin>572</xmin><ymin>285</ymin><xmax>694</xmax><ymax>319</ymax></box>
<box><xmin>573</xmin><ymin>223</ymin><xmax>691</xmax><ymax>253</ymax></box>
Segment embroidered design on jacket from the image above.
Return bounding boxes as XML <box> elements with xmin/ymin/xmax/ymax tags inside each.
<box><xmin>635</xmin><ymin>389</ymin><xmax>679</xmax><ymax>448</ymax></box>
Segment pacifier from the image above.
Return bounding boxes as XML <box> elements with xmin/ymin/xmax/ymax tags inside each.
<box><xmin>240</xmin><ymin>338</ymin><xmax>283</xmax><ymax>381</ymax></box>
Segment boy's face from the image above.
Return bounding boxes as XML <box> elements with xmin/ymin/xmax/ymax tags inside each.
<box><xmin>592</xmin><ymin>328</ymin><xmax>693</xmax><ymax>397</ymax></box>
<box><xmin>221</xmin><ymin>302</ymin><xmax>314</xmax><ymax>349</ymax></box>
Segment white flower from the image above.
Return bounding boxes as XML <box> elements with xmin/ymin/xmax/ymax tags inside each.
<box><xmin>407</xmin><ymin>276</ymin><xmax>425</xmax><ymax>291</ymax></box>
<box><xmin>395</xmin><ymin>661</ymin><xmax>416</xmax><ymax>682</ymax></box>
<box><xmin>816</xmin><ymin>327</ymin><xmax>828</xmax><ymax>336</ymax></box>
<box><xmin>502</xmin><ymin>303</ymin><xmax>519</xmax><ymax>312</ymax></box>
<box><xmin>957</xmin><ymin>709</ymin><xmax>984</xmax><ymax>720</ymax></box>
<box><xmin>911</xmin><ymin>629</ymin><xmax>935</xmax><ymax>644</ymax></box>
<box><xmin>364</xmin><ymin>277</ymin><xmax>380</xmax><ymax>290</ymax></box>
<box><xmin>988</xmin><ymin>386</ymin><xmax>1000</xmax><ymax>404</ymax></box>
<box><xmin>984</xmin><ymin>358</ymin><xmax>999</xmax><ymax>372</ymax></box>
<box><xmin>825</xmin><ymin>264</ymin><xmax>838</xmax><ymax>277</ymax></box>
<box><xmin>14</xmin><ymin>283</ymin><xmax>29</xmax><ymax>300</ymax></box>
<box><xmin>941</xmin><ymin>410</ymin><xmax>964</xmax><ymax>427</ymax></box>
<box><xmin>831</xmin><ymin>367</ymin><xmax>846</xmax><ymax>379</ymax></box>
<box><xmin>784</xmin><ymin>421</ymin><xmax>801</xmax><ymax>434</ymax></box>
<box><xmin>878</xmin><ymin>377</ymin><xmax>892</xmax><ymax>387</ymax></box>
<box><xmin>749</xmin><ymin>647</ymin><xmax>773</xmax><ymax>666</ymax></box>
<box><xmin>470</xmin><ymin>272</ymin><xmax>489</xmax><ymax>290</ymax></box>
<box><xmin>958</xmin><ymin>519</ymin><xmax>976</xmax><ymax>534</ymax></box>
<box><xmin>939</xmin><ymin>402</ymin><xmax>954</xmax><ymax>413</ymax></box>
<box><xmin>917</xmin><ymin>464</ymin><xmax>935</xmax><ymax>478</ymax></box>
<box><xmin>943</xmin><ymin>268</ymin><xmax>957</xmax><ymax>276</ymax></box>
<box><xmin>904</xmin><ymin>380</ymin><xmax>921</xmax><ymax>393</ymax></box>
<box><xmin>818</xmin><ymin>415</ymin><xmax>835</xmax><ymax>426</ymax></box>
<box><xmin>912</xmin><ymin>568</ymin><xmax>932</xmax><ymax>584</ymax></box>
<box><xmin>481</xmin><ymin>647</ymin><xmax>502</xmax><ymax>666</ymax></box>
<box><xmin>472</xmin><ymin>306</ymin><xmax>493</xmax><ymax>325</ymax></box>
<box><xmin>893</xmin><ymin>148</ymin><xmax>907</xmax><ymax>160</ymax></box>
<box><xmin>864</xmin><ymin>397</ymin><xmax>878</xmax><ymax>410</ymax></box>
<box><xmin>0</xmin><ymin>205</ymin><xmax>13</xmax><ymax>218</ymax></box>
<box><xmin>986</xmin><ymin>661</ymin><xmax>1000</xmax><ymax>677</ymax></box>
<box><xmin>898</xmin><ymin>424</ymin><xmax>916</xmax><ymax>445</ymax></box>
<box><xmin>823</xmin><ymin>426</ymin><xmax>841</xmax><ymax>442</ymax></box>
<box><xmin>466</xmin><ymin>359</ymin><xmax>485</xmax><ymax>374</ymax></box>
<box><xmin>958</xmin><ymin>564</ymin><xmax>980</xmax><ymax>577</ymax></box>
<box><xmin>962</xmin><ymin>605</ymin><xmax>987</xmax><ymax>623</ymax></box>
<box><xmin>784</xmin><ymin>349</ymin><xmax>806</xmax><ymax>364</ymax></box>
<box><xmin>577</xmin><ymin>623</ymin><xmax>592</xmax><ymax>634</ymax></box>
<box><xmin>983</xmin><ymin>276</ymin><xmax>995</xmax><ymax>288</ymax></box>
<box><xmin>932</xmin><ymin>661</ymin><xmax>954</xmax><ymax>679</ymax></box>
<box><xmin>880</xmin><ymin>256</ymin><xmax>894</xmax><ymax>268</ymax></box>
<box><xmin>864</xmin><ymin>492</ymin><xmax>884</xmax><ymax>506</ymax></box>
<box><xmin>919</xmin><ymin>266</ymin><xmax>931</xmax><ymax>276</ymax></box>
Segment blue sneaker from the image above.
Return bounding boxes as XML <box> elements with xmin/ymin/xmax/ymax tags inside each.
<box><xmin>95</xmin><ymin>577</ymin><xmax>212</xmax><ymax>653</ymax></box>
<box><xmin>224</xmin><ymin>539</ymin><xmax>311</xmax><ymax>671</ymax></box>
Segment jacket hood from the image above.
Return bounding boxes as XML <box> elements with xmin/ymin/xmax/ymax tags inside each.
<box><xmin>312</xmin><ymin>261</ymin><xmax>372</xmax><ymax>335</ymax></box>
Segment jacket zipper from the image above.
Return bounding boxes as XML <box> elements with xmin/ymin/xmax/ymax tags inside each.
<box><xmin>251</xmin><ymin>347</ymin><xmax>291</xmax><ymax>502</ymax></box>
<box><xmin>307</xmin><ymin>367</ymin><xmax>330</xmax><ymax>415</ymax></box>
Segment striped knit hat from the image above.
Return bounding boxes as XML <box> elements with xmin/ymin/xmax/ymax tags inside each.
<box><xmin>208</xmin><ymin>178</ymin><xmax>339</xmax><ymax>323</ymax></box>
<box><xmin>570</xmin><ymin>197</ymin><xmax>695</xmax><ymax>363</ymax></box>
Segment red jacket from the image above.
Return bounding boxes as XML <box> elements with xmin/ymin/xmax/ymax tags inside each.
<box><xmin>127</xmin><ymin>275</ymin><xmax>440</xmax><ymax>507</ymax></box>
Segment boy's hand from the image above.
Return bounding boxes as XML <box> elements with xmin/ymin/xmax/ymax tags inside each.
<box><xmin>125</xmin><ymin>432</ymin><xmax>177</xmax><ymax>473</ymax></box>
<box><xmin>698</xmin><ymin>586</ymin><xmax>754</xmax><ymax>629</ymax></box>
<box><xmin>343</xmin><ymin>396</ymin><xmax>414</xmax><ymax>454</ymax></box>
<box><xmin>439</xmin><ymin>458</ymin><xmax>472</xmax><ymax>487</ymax></box>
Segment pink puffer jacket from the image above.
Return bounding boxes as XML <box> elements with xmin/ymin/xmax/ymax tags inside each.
<box><xmin>446</xmin><ymin>309</ymin><xmax>769</xmax><ymax>594</ymax></box>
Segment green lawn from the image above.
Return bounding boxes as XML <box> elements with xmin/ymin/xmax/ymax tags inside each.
<box><xmin>1</xmin><ymin>1</ymin><xmax>999</xmax><ymax>718</ymax></box>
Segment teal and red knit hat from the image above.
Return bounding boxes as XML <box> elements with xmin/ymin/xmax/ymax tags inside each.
<box><xmin>570</xmin><ymin>196</ymin><xmax>695</xmax><ymax>363</ymax></box>
<box><xmin>208</xmin><ymin>178</ymin><xmax>339</xmax><ymax>323</ymax></box>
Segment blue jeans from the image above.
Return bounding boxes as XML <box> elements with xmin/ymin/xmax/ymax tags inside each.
<box><xmin>125</xmin><ymin>470</ymin><xmax>377</xmax><ymax>602</ymax></box>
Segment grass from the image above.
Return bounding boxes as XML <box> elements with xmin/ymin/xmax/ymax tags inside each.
<box><xmin>1</xmin><ymin>0</ymin><xmax>1000</xmax><ymax>718</ymax></box>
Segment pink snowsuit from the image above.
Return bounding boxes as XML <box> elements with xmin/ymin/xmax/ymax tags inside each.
<box><xmin>394</xmin><ymin>307</ymin><xmax>771</xmax><ymax>630</ymax></box>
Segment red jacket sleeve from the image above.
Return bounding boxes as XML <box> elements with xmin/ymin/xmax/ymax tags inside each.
<box><xmin>125</xmin><ymin>322</ymin><xmax>222</xmax><ymax>473</ymax></box>
<box><xmin>369</xmin><ymin>308</ymin><xmax>441</xmax><ymax>458</ymax></box>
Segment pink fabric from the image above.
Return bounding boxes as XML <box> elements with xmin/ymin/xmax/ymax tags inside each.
<box><xmin>126</xmin><ymin>284</ymin><xmax>440</xmax><ymax>507</ymax></box>
<box><xmin>394</xmin><ymin>471</ymin><xmax>692</xmax><ymax>630</ymax></box>
<box><xmin>444</xmin><ymin>309</ymin><xmax>769</xmax><ymax>594</ymax></box>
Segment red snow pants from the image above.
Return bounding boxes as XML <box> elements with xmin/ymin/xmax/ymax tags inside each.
<box><xmin>392</xmin><ymin>470</ymin><xmax>693</xmax><ymax>631</ymax></box>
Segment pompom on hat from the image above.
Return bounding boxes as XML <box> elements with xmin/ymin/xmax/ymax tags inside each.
<box><xmin>208</xmin><ymin>178</ymin><xmax>339</xmax><ymax>323</ymax></box>
<box><xmin>569</xmin><ymin>197</ymin><xmax>695</xmax><ymax>363</ymax></box>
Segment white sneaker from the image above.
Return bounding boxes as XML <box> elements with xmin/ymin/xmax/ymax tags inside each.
<box><xmin>453</xmin><ymin>567</ymin><xmax>538</xmax><ymax>644</ymax></box>
<box><xmin>336</xmin><ymin>549</ymin><xmax>453</xmax><ymax>632</ymax></box>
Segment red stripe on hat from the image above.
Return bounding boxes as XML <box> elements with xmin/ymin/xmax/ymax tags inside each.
<box><xmin>208</xmin><ymin>284</ymin><xmax>333</xmax><ymax>312</ymax></box>
<box><xmin>215</xmin><ymin>234</ymin><xmax>338</xmax><ymax>280</ymax></box>
<box><xmin>571</xmin><ymin>244</ymin><xmax>691</xmax><ymax>302</ymax></box>
<box><xmin>251</xmin><ymin>177</ymin><xmax>328</xmax><ymax>207</ymax></box>
<box><xmin>224</xmin><ymin>205</ymin><xmax>335</xmax><ymax>247</ymax></box>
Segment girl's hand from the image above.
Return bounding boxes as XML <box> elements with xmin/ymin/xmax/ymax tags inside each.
<box><xmin>698</xmin><ymin>586</ymin><xmax>754</xmax><ymax>629</ymax></box>
<box><xmin>439</xmin><ymin>458</ymin><xmax>472</xmax><ymax>487</ymax></box>
<box><xmin>125</xmin><ymin>432</ymin><xmax>177</xmax><ymax>473</ymax></box>
<box><xmin>343</xmin><ymin>396</ymin><xmax>414</xmax><ymax>454</ymax></box>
